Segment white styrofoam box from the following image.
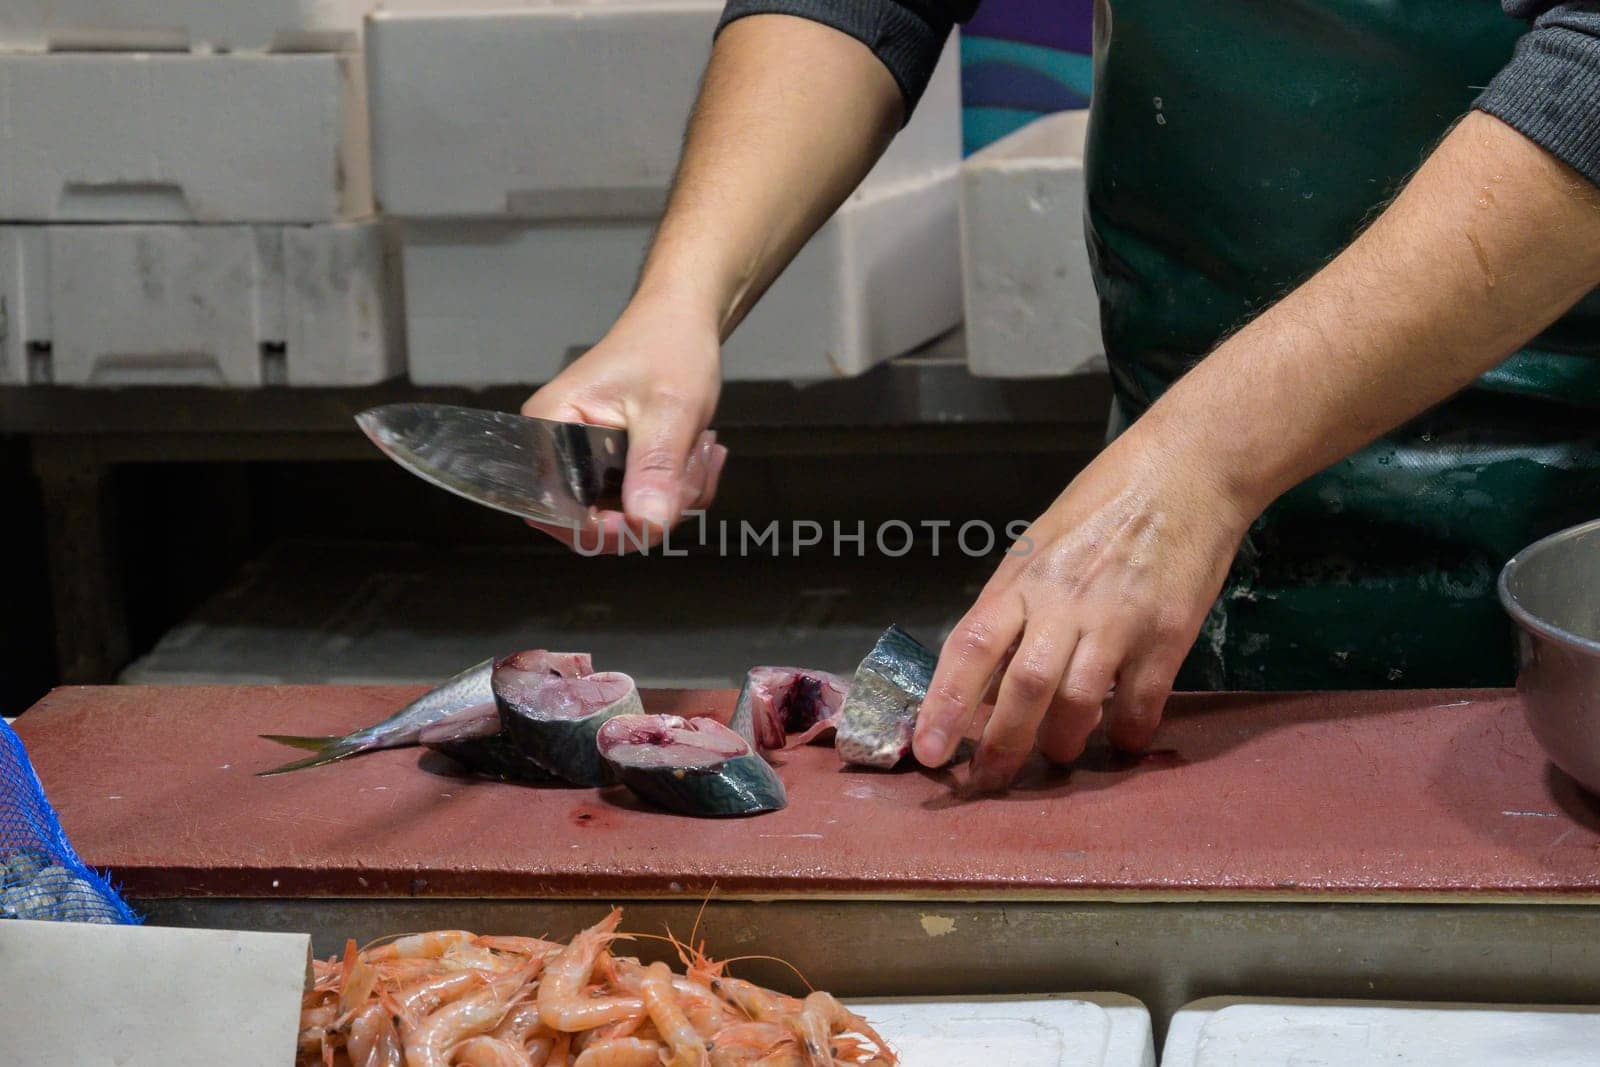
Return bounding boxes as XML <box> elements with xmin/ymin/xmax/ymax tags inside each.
<box><xmin>960</xmin><ymin>109</ymin><xmax>1104</xmax><ymax>379</ymax></box>
<box><xmin>1163</xmin><ymin>997</ymin><xmax>1600</xmax><ymax>1066</ymax></box>
<box><xmin>853</xmin><ymin>995</ymin><xmax>1155</xmax><ymax>1067</ymax></box>
<box><xmin>0</xmin><ymin>1</ymin><xmax>369</xmax><ymax>54</ymax></box>
<box><xmin>0</xmin><ymin>922</ymin><xmax>310</xmax><ymax>1067</ymax></box>
<box><xmin>0</xmin><ymin>53</ymin><xmax>372</xmax><ymax>223</ymax></box>
<box><xmin>367</xmin><ymin>2</ymin><xmax>960</xmax><ymax>218</ymax></box>
<box><xmin>401</xmin><ymin>166</ymin><xmax>959</xmax><ymax>384</ymax></box>
<box><xmin>0</xmin><ymin>223</ymin><xmax>403</xmax><ymax>387</ymax></box>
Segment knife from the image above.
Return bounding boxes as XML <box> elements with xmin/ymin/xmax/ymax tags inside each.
<box><xmin>355</xmin><ymin>403</ymin><xmax>627</xmax><ymax>528</ymax></box>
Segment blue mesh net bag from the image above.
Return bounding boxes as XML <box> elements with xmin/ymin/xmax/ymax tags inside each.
<box><xmin>1</xmin><ymin>718</ymin><xmax>139</xmax><ymax>924</ymax></box>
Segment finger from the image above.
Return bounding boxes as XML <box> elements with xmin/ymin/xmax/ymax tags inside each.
<box><xmin>623</xmin><ymin>394</ymin><xmax>704</xmax><ymax>531</ymax></box>
<box><xmin>677</xmin><ymin>431</ymin><xmax>717</xmax><ymax>512</ymax></box>
<box><xmin>970</xmin><ymin>625</ymin><xmax>1079</xmax><ymax>792</ymax></box>
<box><xmin>913</xmin><ymin>598</ymin><xmax>1025</xmax><ymax>767</ymax></box>
<box><xmin>1103</xmin><ymin>661</ymin><xmax>1174</xmax><ymax>753</ymax></box>
<box><xmin>1037</xmin><ymin>632</ymin><xmax>1121</xmax><ymax>765</ymax></box>
<box><xmin>980</xmin><ymin>643</ymin><xmax>1019</xmax><ymax>706</ymax></box>
<box><xmin>696</xmin><ymin>444</ymin><xmax>729</xmax><ymax>509</ymax></box>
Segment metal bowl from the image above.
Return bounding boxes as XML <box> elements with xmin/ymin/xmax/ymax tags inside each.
<box><xmin>1499</xmin><ymin>517</ymin><xmax>1600</xmax><ymax>794</ymax></box>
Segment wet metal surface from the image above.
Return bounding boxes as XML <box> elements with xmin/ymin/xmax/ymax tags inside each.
<box><xmin>356</xmin><ymin>403</ymin><xmax>626</xmax><ymax>527</ymax></box>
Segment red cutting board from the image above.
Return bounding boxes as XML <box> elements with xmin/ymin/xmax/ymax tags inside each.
<box><xmin>14</xmin><ymin>686</ymin><xmax>1600</xmax><ymax>901</ymax></box>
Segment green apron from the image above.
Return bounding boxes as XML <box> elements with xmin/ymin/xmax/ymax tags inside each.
<box><xmin>1086</xmin><ymin>0</ymin><xmax>1600</xmax><ymax>689</ymax></box>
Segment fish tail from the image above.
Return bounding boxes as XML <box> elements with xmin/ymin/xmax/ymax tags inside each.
<box><xmin>259</xmin><ymin>733</ymin><xmax>341</xmax><ymax>751</ymax></box>
<box><xmin>255</xmin><ymin>742</ymin><xmax>367</xmax><ymax>777</ymax></box>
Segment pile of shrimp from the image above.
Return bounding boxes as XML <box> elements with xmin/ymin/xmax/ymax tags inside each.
<box><xmin>297</xmin><ymin>908</ymin><xmax>897</xmax><ymax>1067</ymax></box>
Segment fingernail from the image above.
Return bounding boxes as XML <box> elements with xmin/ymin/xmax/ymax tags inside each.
<box><xmin>915</xmin><ymin>730</ymin><xmax>947</xmax><ymax>764</ymax></box>
<box><xmin>629</xmin><ymin>489</ymin><xmax>673</xmax><ymax>528</ymax></box>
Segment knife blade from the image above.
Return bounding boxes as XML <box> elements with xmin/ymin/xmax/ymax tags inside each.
<box><xmin>355</xmin><ymin>403</ymin><xmax>627</xmax><ymax>528</ymax></box>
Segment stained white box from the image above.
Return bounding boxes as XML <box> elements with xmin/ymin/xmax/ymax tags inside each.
<box><xmin>0</xmin><ymin>921</ymin><xmax>310</xmax><ymax>1067</ymax></box>
<box><xmin>0</xmin><ymin>223</ymin><xmax>403</xmax><ymax>386</ymax></box>
<box><xmin>0</xmin><ymin>52</ymin><xmax>372</xmax><ymax>223</ymax></box>
<box><xmin>401</xmin><ymin>167</ymin><xmax>959</xmax><ymax>384</ymax></box>
<box><xmin>1163</xmin><ymin>997</ymin><xmax>1600</xmax><ymax>1066</ymax></box>
<box><xmin>0</xmin><ymin>1</ymin><xmax>370</xmax><ymax>54</ymax></box>
<box><xmin>960</xmin><ymin>109</ymin><xmax>1104</xmax><ymax>378</ymax></box>
<box><xmin>367</xmin><ymin>2</ymin><xmax>960</xmax><ymax>218</ymax></box>
<box><xmin>854</xmin><ymin>994</ymin><xmax>1155</xmax><ymax>1066</ymax></box>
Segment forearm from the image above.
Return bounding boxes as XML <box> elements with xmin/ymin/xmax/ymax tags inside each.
<box><xmin>1141</xmin><ymin>110</ymin><xmax>1600</xmax><ymax>517</ymax></box>
<box><xmin>631</xmin><ymin>14</ymin><xmax>903</xmax><ymax>339</ymax></box>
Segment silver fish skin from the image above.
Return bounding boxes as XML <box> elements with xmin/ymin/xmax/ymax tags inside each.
<box><xmin>835</xmin><ymin>625</ymin><xmax>939</xmax><ymax>769</ymax></box>
<box><xmin>257</xmin><ymin>658</ymin><xmax>496</xmax><ymax>775</ymax></box>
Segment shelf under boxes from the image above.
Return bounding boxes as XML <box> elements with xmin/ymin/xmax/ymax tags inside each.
<box><xmin>366</xmin><ymin>2</ymin><xmax>964</xmax><ymax>383</ymax></box>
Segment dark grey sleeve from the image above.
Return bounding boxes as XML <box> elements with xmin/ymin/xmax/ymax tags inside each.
<box><xmin>1476</xmin><ymin>3</ymin><xmax>1600</xmax><ymax>188</ymax></box>
<box><xmin>717</xmin><ymin>0</ymin><xmax>977</xmax><ymax>116</ymax></box>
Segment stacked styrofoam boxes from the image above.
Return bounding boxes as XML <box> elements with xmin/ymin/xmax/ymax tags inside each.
<box><xmin>367</xmin><ymin>1</ymin><xmax>963</xmax><ymax>384</ymax></box>
<box><xmin>960</xmin><ymin>109</ymin><xmax>1105</xmax><ymax>378</ymax></box>
<box><xmin>0</xmin><ymin>4</ymin><xmax>403</xmax><ymax>386</ymax></box>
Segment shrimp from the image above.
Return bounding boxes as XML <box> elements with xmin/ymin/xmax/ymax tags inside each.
<box><xmin>708</xmin><ymin>1023</ymin><xmax>792</xmax><ymax>1052</ymax></box>
<box><xmin>405</xmin><ymin>963</ymin><xmax>534</xmax><ymax>1067</ymax></box>
<box><xmin>571</xmin><ymin>1038</ymin><xmax>664</xmax><ymax>1067</ymax></box>
<box><xmin>303</xmin><ymin>1002</ymin><xmax>340</xmax><ymax>1033</ymax></box>
<box><xmin>709</xmin><ymin>978</ymin><xmax>800</xmax><ymax>1023</ymax></box>
<box><xmin>608</xmin><ymin>958</ymin><xmax>731</xmax><ymax>1039</ymax></box>
<box><xmin>367</xmin><ymin>931</ymin><xmax>476</xmax><ymax>962</ymax></box>
<box><xmin>708</xmin><ymin>1037</ymin><xmax>803</xmax><ymax>1067</ymax></box>
<box><xmin>785</xmin><ymin>993</ymin><xmax>893</xmax><ymax>1067</ymax></box>
<box><xmin>340</xmin><ymin>960</ymin><xmax>380</xmax><ymax>1025</ymax></box>
<box><xmin>314</xmin><ymin>957</ymin><xmax>345</xmax><ymax>990</ymax></box>
<box><xmin>396</xmin><ymin>971</ymin><xmax>489</xmax><ymax>1018</ymax></box>
<box><xmin>476</xmin><ymin>935</ymin><xmax>564</xmax><ymax>958</ymax></box>
<box><xmin>543</xmin><ymin>1033</ymin><xmax>572</xmax><ymax>1067</ymax></box>
<box><xmin>524</xmin><ymin>1036</ymin><xmax>555</xmax><ymax>1067</ymax></box>
<box><xmin>300</xmin><ymin>1026</ymin><xmax>332</xmax><ymax>1057</ymax></box>
<box><xmin>347</xmin><ymin>1001</ymin><xmax>402</xmax><ymax>1067</ymax></box>
<box><xmin>642</xmin><ymin>962</ymin><xmax>708</xmax><ymax>1067</ymax></box>
<box><xmin>538</xmin><ymin>910</ymin><xmax>643</xmax><ymax>1033</ymax></box>
<box><xmin>751</xmin><ymin>1054</ymin><xmax>805</xmax><ymax>1067</ymax></box>
<box><xmin>672</xmin><ymin>980</ymin><xmax>733</xmax><ymax>1038</ymax></box>
<box><xmin>490</xmin><ymin>1002</ymin><xmax>546</xmax><ymax>1047</ymax></box>
<box><xmin>442</xmin><ymin>942</ymin><xmax>509</xmax><ymax>973</ymax></box>
<box><xmin>373</xmin><ymin>959</ymin><xmax>447</xmax><ymax>985</ymax></box>
<box><xmin>581</xmin><ymin>1014</ymin><xmax>646</xmax><ymax>1044</ymax></box>
<box><xmin>708</xmin><ymin>1033</ymin><xmax>804</xmax><ymax>1067</ymax></box>
<box><xmin>450</xmin><ymin>1036</ymin><xmax>533</xmax><ymax>1067</ymax></box>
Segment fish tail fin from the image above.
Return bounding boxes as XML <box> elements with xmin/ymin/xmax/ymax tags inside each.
<box><xmin>259</xmin><ymin>733</ymin><xmax>342</xmax><ymax>752</ymax></box>
<box><xmin>255</xmin><ymin>742</ymin><xmax>366</xmax><ymax>777</ymax></box>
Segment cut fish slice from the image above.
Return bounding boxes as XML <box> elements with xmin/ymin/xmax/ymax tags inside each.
<box><xmin>498</xmin><ymin>662</ymin><xmax>643</xmax><ymax>786</ymax></box>
<box><xmin>730</xmin><ymin>666</ymin><xmax>850</xmax><ymax>752</ymax></box>
<box><xmin>835</xmin><ymin>625</ymin><xmax>939</xmax><ymax>769</ymax></box>
<box><xmin>598</xmin><ymin>714</ymin><xmax>787</xmax><ymax>817</ymax></box>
